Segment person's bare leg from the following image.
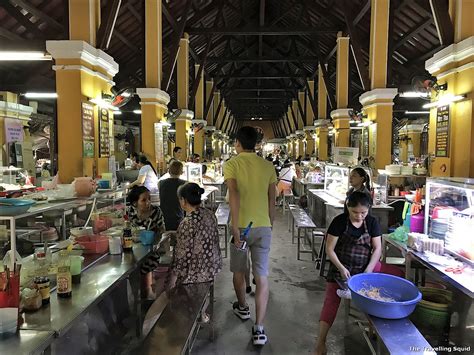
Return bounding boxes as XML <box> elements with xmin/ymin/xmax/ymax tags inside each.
<box><xmin>233</xmin><ymin>271</ymin><xmax>247</xmax><ymax>306</ymax></box>
<box><xmin>314</xmin><ymin>321</ymin><xmax>330</xmax><ymax>355</ymax></box>
<box><xmin>254</xmin><ymin>275</ymin><xmax>269</xmax><ymax>325</ymax></box>
<box><xmin>143</xmin><ymin>272</ymin><xmax>155</xmax><ymax>298</ymax></box>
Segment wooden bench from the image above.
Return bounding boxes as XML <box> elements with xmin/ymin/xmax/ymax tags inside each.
<box><xmin>282</xmin><ymin>190</ymin><xmax>294</xmax><ymax>214</ymax></box>
<box><xmin>140</xmin><ymin>282</ymin><xmax>214</xmax><ymax>355</ymax></box>
<box><xmin>288</xmin><ymin>204</ymin><xmax>321</xmax><ymax>260</ymax></box>
<box><xmin>215</xmin><ymin>203</ymin><xmax>230</xmax><ymax>258</ymax></box>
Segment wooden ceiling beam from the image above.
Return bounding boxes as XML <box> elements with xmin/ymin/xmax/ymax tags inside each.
<box><xmin>214</xmin><ymin>74</ymin><xmax>306</xmax><ymax>79</ymax></box>
<box><xmin>97</xmin><ymin>0</ymin><xmax>122</xmax><ymax>50</ymax></box>
<box><xmin>186</xmin><ymin>26</ymin><xmax>340</xmax><ymax>35</ymax></box>
<box><xmin>353</xmin><ymin>0</ymin><xmax>371</xmax><ymax>27</ymax></box>
<box><xmin>393</xmin><ymin>18</ymin><xmax>434</xmax><ymax>51</ymax></box>
<box><xmin>1</xmin><ymin>1</ymin><xmax>46</xmax><ymax>36</ymax></box>
<box><xmin>206</xmin><ymin>56</ymin><xmax>319</xmax><ymax>63</ymax></box>
<box><xmin>342</xmin><ymin>0</ymin><xmax>370</xmax><ymax>91</ymax></box>
<box><xmin>9</xmin><ymin>0</ymin><xmax>64</xmax><ymax>33</ymax></box>
<box><xmin>429</xmin><ymin>0</ymin><xmax>454</xmax><ymax>46</ymax></box>
<box><xmin>161</xmin><ymin>0</ymin><xmax>193</xmax><ymax>92</ymax></box>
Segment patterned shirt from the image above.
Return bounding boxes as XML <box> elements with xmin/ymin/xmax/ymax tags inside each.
<box><xmin>127</xmin><ymin>204</ymin><xmax>165</xmax><ymax>233</ymax></box>
<box><xmin>172</xmin><ymin>207</ymin><xmax>222</xmax><ymax>285</ymax></box>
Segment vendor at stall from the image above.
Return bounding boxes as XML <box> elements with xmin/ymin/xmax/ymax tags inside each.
<box><xmin>127</xmin><ymin>186</ymin><xmax>166</xmax><ymax>299</ymax></box>
<box><xmin>305</xmin><ymin>165</ymin><xmax>323</xmax><ymax>183</ymax></box>
<box><xmin>129</xmin><ymin>155</ymin><xmax>159</xmax><ymax>193</ymax></box>
<box><xmin>346</xmin><ymin>167</ymin><xmax>372</xmax><ymax>203</ymax></box>
<box><xmin>315</xmin><ymin>192</ymin><xmax>403</xmax><ymax>355</ymax></box>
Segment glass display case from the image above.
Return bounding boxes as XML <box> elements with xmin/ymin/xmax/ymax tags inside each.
<box><xmin>424</xmin><ymin>178</ymin><xmax>474</xmax><ymax>263</ymax></box>
<box><xmin>324</xmin><ymin>164</ymin><xmax>350</xmax><ymax>200</ymax></box>
<box><xmin>183</xmin><ymin>163</ymin><xmax>203</xmax><ymax>186</ymax></box>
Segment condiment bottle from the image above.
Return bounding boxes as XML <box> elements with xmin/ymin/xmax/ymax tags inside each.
<box><xmin>57</xmin><ymin>250</ymin><xmax>72</xmax><ymax>298</ymax></box>
<box><xmin>122</xmin><ymin>216</ymin><xmax>133</xmax><ymax>251</ymax></box>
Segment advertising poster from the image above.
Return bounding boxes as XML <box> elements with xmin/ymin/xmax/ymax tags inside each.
<box><xmin>154</xmin><ymin>123</ymin><xmax>164</xmax><ymax>167</ymax></box>
<box><xmin>81</xmin><ymin>102</ymin><xmax>95</xmax><ymax>157</ymax></box>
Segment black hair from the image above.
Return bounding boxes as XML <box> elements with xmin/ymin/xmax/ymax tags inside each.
<box><xmin>202</xmin><ymin>164</ymin><xmax>208</xmax><ymax>174</ymax></box>
<box><xmin>235</xmin><ymin>126</ymin><xmax>258</xmax><ymax>150</ymax></box>
<box><xmin>128</xmin><ymin>186</ymin><xmax>150</xmax><ymax>206</ymax></box>
<box><xmin>346</xmin><ymin>191</ymin><xmax>372</xmax><ymax>209</ymax></box>
<box><xmin>177</xmin><ymin>182</ymin><xmax>204</xmax><ymax>206</ymax></box>
<box><xmin>138</xmin><ymin>155</ymin><xmax>157</xmax><ymax>175</ymax></box>
<box><xmin>351</xmin><ymin>167</ymin><xmax>371</xmax><ymax>191</ymax></box>
<box><xmin>173</xmin><ymin>146</ymin><xmax>182</xmax><ymax>153</ymax></box>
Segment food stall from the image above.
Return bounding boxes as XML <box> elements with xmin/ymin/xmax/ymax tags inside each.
<box><xmin>307</xmin><ymin>164</ymin><xmax>393</xmax><ymax>232</ymax></box>
<box><xmin>292</xmin><ymin>161</ymin><xmax>325</xmax><ymax>197</ymax></box>
<box><xmin>382</xmin><ymin>178</ymin><xmax>473</xmax><ymax>350</ymax></box>
<box><xmin>0</xmin><ymin>180</ymin><xmax>159</xmax><ymax>354</ymax></box>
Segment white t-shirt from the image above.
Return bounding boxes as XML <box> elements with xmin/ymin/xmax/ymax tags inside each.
<box><xmin>278</xmin><ymin>166</ymin><xmax>296</xmax><ymax>183</ymax></box>
<box><xmin>138</xmin><ymin>165</ymin><xmax>159</xmax><ymax>193</ymax></box>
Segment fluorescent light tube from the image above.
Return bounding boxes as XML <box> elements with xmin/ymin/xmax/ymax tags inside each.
<box><xmin>399</xmin><ymin>91</ymin><xmax>430</xmax><ymax>98</ymax></box>
<box><xmin>405</xmin><ymin>111</ymin><xmax>430</xmax><ymax>115</ymax></box>
<box><xmin>422</xmin><ymin>94</ymin><xmax>466</xmax><ymax>108</ymax></box>
<box><xmin>24</xmin><ymin>92</ymin><xmax>57</xmax><ymax>99</ymax></box>
<box><xmin>133</xmin><ymin>109</ymin><xmax>142</xmax><ymax>114</ymax></box>
<box><xmin>0</xmin><ymin>51</ymin><xmax>52</xmax><ymax>61</ymax></box>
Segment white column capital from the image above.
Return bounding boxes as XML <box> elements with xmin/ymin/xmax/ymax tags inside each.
<box><xmin>359</xmin><ymin>88</ymin><xmax>398</xmax><ymax>106</ymax></box>
<box><xmin>136</xmin><ymin>88</ymin><xmax>170</xmax><ymax>105</ymax></box>
<box><xmin>330</xmin><ymin>108</ymin><xmax>352</xmax><ymax>119</ymax></box>
<box><xmin>176</xmin><ymin>109</ymin><xmax>194</xmax><ymax>121</ymax></box>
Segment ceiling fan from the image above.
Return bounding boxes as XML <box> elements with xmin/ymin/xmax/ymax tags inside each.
<box><xmin>102</xmin><ymin>86</ymin><xmax>134</xmax><ymax>108</ymax></box>
<box><xmin>164</xmin><ymin>108</ymin><xmax>182</xmax><ymax>124</ymax></box>
<box><xmin>411</xmin><ymin>76</ymin><xmax>447</xmax><ymax>98</ymax></box>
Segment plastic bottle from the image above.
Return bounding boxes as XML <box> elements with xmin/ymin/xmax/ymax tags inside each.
<box><xmin>240</xmin><ymin>222</ymin><xmax>253</xmax><ymax>250</ymax></box>
<box><xmin>57</xmin><ymin>250</ymin><xmax>72</xmax><ymax>298</ymax></box>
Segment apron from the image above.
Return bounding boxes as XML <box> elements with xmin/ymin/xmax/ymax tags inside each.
<box><xmin>326</xmin><ymin>218</ymin><xmax>372</xmax><ymax>282</ymax></box>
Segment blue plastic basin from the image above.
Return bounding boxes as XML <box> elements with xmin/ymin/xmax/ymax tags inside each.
<box><xmin>140</xmin><ymin>230</ymin><xmax>155</xmax><ymax>246</ymax></box>
<box><xmin>0</xmin><ymin>198</ymin><xmax>36</xmax><ymax>216</ymax></box>
<box><xmin>348</xmin><ymin>273</ymin><xmax>421</xmax><ymax>319</ymax></box>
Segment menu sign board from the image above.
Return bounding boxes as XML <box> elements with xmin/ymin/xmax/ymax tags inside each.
<box><xmin>99</xmin><ymin>108</ymin><xmax>110</xmax><ymax>157</ymax></box>
<box><xmin>4</xmin><ymin>118</ymin><xmax>24</xmax><ymax>143</ymax></box>
<box><xmin>435</xmin><ymin>105</ymin><xmax>450</xmax><ymax>157</ymax></box>
<box><xmin>82</xmin><ymin>102</ymin><xmax>95</xmax><ymax>158</ymax></box>
<box><xmin>162</xmin><ymin>126</ymin><xmax>168</xmax><ymax>157</ymax></box>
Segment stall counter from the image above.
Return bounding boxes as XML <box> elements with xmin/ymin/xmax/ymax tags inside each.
<box><xmin>307</xmin><ymin>189</ymin><xmax>393</xmax><ymax>232</ymax></box>
<box><xmin>292</xmin><ymin>178</ymin><xmax>324</xmax><ymax>197</ymax></box>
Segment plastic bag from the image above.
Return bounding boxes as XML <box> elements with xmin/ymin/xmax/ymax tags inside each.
<box><xmin>390</xmin><ymin>225</ymin><xmax>409</xmax><ymax>243</ymax></box>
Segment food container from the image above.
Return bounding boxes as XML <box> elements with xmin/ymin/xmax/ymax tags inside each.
<box><xmin>73</xmin><ymin>177</ymin><xmax>96</xmax><ymax>197</ymax></box>
<box><xmin>97</xmin><ymin>179</ymin><xmax>111</xmax><ymax>189</ymax></box>
<box><xmin>70</xmin><ymin>227</ymin><xmax>93</xmax><ymax>237</ymax></box>
<box><xmin>411</xmin><ymin>288</ymin><xmax>452</xmax><ymax>333</ymax></box>
<box><xmin>75</xmin><ymin>235</ymin><xmax>109</xmax><ymax>254</ymax></box>
<box><xmin>21</xmin><ymin>288</ymin><xmax>42</xmax><ymax>312</ymax></box>
<box><xmin>108</xmin><ymin>236</ymin><xmax>122</xmax><ymax>255</ymax></box>
<box><xmin>0</xmin><ymin>198</ymin><xmax>35</xmax><ymax>216</ymax></box>
<box><xmin>348</xmin><ymin>273</ymin><xmax>421</xmax><ymax>319</ymax></box>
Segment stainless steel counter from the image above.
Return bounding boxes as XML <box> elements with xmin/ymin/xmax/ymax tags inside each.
<box><xmin>292</xmin><ymin>178</ymin><xmax>324</xmax><ymax>197</ymax></box>
<box><xmin>0</xmin><ymin>330</ymin><xmax>55</xmax><ymax>355</ymax></box>
<box><xmin>20</xmin><ymin>244</ymin><xmax>151</xmax><ymax>335</ymax></box>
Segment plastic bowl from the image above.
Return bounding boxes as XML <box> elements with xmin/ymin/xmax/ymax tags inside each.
<box><xmin>140</xmin><ymin>230</ymin><xmax>155</xmax><ymax>246</ymax></box>
<box><xmin>75</xmin><ymin>235</ymin><xmax>109</xmax><ymax>254</ymax></box>
<box><xmin>348</xmin><ymin>273</ymin><xmax>421</xmax><ymax>319</ymax></box>
<box><xmin>0</xmin><ymin>198</ymin><xmax>35</xmax><ymax>216</ymax></box>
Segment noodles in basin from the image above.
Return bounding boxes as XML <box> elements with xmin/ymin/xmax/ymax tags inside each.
<box><xmin>357</xmin><ymin>286</ymin><xmax>395</xmax><ymax>302</ymax></box>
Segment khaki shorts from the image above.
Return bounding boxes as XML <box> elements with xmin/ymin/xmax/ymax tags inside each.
<box><xmin>230</xmin><ymin>227</ymin><xmax>272</xmax><ymax>277</ymax></box>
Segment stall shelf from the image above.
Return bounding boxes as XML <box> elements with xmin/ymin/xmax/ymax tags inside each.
<box><xmin>0</xmin><ymin>329</ymin><xmax>56</xmax><ymax>355</ymax></box>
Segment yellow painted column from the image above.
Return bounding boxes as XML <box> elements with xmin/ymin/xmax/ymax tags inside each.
<box><xmin>144</xmin><ymin>0</ymin><xmax>162</xmax><ymax>88</ymax></box>
<box><xmin>299</xmin><ymin>91</ymin><xmax>306</xmax><ymax>129</ymax></box>
<box><xmin>425</xmin><ymin>34</ymin><xmax>474</xmax><ymax>176</ymax></box>
<box><xmin>215</xmin><ymin>101</ymin><xmax>226</xmax><ymax>130</ymax></box>
<box><xmin>451</xmin><ymin>0</ymin><xmax>474</xmax><ymax>42</ymax></box>
<box><xmin>296</xmin><ymin>130</ymin><xmax>305</xmax><ymax>158</ymax></box>
<box><xmin>331</xmin><ymin>34</ymin><xmax>351</xmax><ymax>148</ymax></box>
<box><xmin>47</xmin><ymin>18</ymin><xmax>118</xmax><ymax>182</ymax></box>
<box><xmin>136</xmin><ymin>89</ymin><xmax>170</xmax><ymax>172</ymax></box>
<box><xmin>317</xmin><ymin>64</ymin><xmax>329</xmax><ymax>161</ymax></box>
<box><xmin>213</xmin><ymin>91</ymin><xmax>220</xmax><ymax>125</ymax></box>
<box><xmin>293</xmin><ymin>99</ymin><xmax>302</xmax><ymax>130</ymax></box>
<box><xmin>398</xmin><ymin>124</ymin><xmax>424</xmax><ymax>162</ymax></box>
<box><xmin>305</xmin><ymin>128</ymin><xmax>316</xmax><ymax>157</ymax></box>
<box><xmin>317</xmin><ymin>127</ymin><xmax>329</xmax><ymax>161</ymax></box>
<box><xmin>336</xmin><ymin>35</ymin><xmax>350</xmax><ymax>108</ymax></box>
<box><xmin>205</xmin><ymin>80</ymin><xmax>214</xmax><ymax>125</ymax></box>
<box><xmin>69</xmin><ymin>0</ymin><xmax>100</xmax><ymax>46</ymax></box>
<box><xmin>136</xmin><ymin>0</ymin><xmax>169</xmax><ymax>174</ymax></box>
<box><xmin>193</xmin><ymin>64</ymin><xmax>205</xmax><ymax>157</ymax></box>
<box><xmin>176</xmin><ymin>110</ymin><xmax>194</xmax><ymax>161</ymax></box>
<box><xmin>331</xmin><ymin>109</ymin><xmax>351</xmax><ymax>147</ymax></box>
<box><xmin>213</xmin><ymin>130</ymin><xmax>222</xmax><ymax>158</ymax></box>
<box><xmin>287</xmin><ymin>107</ymin><xmax>296</xmax><ymax>132</ymax></box>
<box><xmin>177</xmin><ymin>34</ymin><xmax>189</xmax><ymax>109</ymax></box>
<box><xmin>291</xmin><ymin>134</ymin><xmax>297</xmax><ymax>158</ymax></box>
<box><xmin>306</xmin><ymin>80</ymin><xmax>315</xmax><ymax>126</ymax></box>
<box><xmin>369</xmin><ymin>0</ymin><xmax>390</xmax><ymax>89</ymax></box>
<box><xmin>359</xmin><ymin>89</ymin><xmax>398</xmax><ymax>169</ymax></box>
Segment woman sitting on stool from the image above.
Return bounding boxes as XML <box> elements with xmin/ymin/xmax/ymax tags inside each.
<box><xmin>315</xmin><ymin>192</ymin><xmax>403</xmax><ymax>355</ymax></box>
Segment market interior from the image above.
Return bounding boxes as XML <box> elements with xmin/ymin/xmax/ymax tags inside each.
<box><xmin>0</xmin><ymin>0</ymin><xmax>473</xmax><ymax>354</ymax></box>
